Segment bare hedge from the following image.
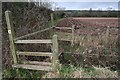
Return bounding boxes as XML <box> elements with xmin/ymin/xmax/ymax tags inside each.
<box><xmin>2</xmin><ymin>2</ymin><xmax>52</xmax><ymax>69</ymax></box>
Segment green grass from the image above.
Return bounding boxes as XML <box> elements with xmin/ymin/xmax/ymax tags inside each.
<box><xmin>59</xmin><ymin>65</ymin><xmax>118</xmax><ymax>78</ymax></box>
<box><xmin>59</xmin><ymin>65</ymin><xmax>76</xmax><ymax>78</ymax></box>
<box><xmin>3</xmin><ymin>68</ymin><xmax>43</xmax><ymax>78</ymax></box>
<box><xmin>3</xmin><ymin>65</ymin><xmax>118</xmax><ymax>78</ymax></box>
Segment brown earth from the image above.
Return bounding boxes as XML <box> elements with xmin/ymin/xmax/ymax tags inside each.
<box><xmin>56</xmin><ymin>17</ymin><xmax>118</xmax><ymax>35</ymax></box>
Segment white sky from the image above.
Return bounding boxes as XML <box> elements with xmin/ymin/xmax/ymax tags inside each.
<box><xmin>51</xmin><ymin>0</ymin><xmax>119</xmax><ymax>2</ymax></box>
<box><xmin>54</xmin><ymin>2</ymin><xmax>118</xmax><ymax>10</ymax></box>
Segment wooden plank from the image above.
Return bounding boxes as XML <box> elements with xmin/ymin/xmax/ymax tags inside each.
<box><xmin>55</xmin><ymin>31</ymin><xmax>72</xmax><ymax>36</ymax></box>
<box><xmin>17</xmin><ymin>51</ymin><xmax>52</xmax><ymax>56</ymax></box>
<box><xmin>58</xmin><ymin>38</ymin><xmax>72</xmax><ymax>41</ymax></box>
<box><xmin>15</xmin><ymin>26</ymin><xmax>55</xmax><ymax>40</ymax></box>
<box><xmin>55</xmin><ymin>27</ymin><xmax>72</xmax><ymax>30</ymax></box>
<box><xmin>54</xmin><ymin>31</ymin><xmax>82</xmax><ymax>42</ymax></box>
<box><xmin>52</xmin><ymin>35</ymin><xmax>59</xmax><ymax>72</ymax></box>
<box><xmin>15</xmin><ymin>40</ymin><xmax>52</xmax><ymax>44</ymax></box>
<box><xmin>54</xmin><ymin>32</ymin><xmax>72</xmax><ymax>41</ymax></box>
<box><xmin>54</xmin><ymin>31</ymin><xmax>73</xmax><ymax>41</ymax></box>
<box><xmin>22</xmin><ymin>61</ymin><xmax>52</xmax><ymax>66</ymax></box>
<box><xmin>5</xmin><ymin>11</ymin><xmax>18</xmax><ymax>64</ymax></box>
<box><xmin>12</xmin><ymin>64</ymin><xmax>52</xmax><ymax>71</ymax></box>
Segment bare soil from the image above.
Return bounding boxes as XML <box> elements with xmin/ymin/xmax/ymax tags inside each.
<box><xmin>56</xmin><ymin>17</ymin><xmax>118</xmax><ymax>35</ymax></box>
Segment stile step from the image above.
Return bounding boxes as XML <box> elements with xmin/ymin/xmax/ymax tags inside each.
<box><xmin>15</xmin><ymin>40</ymin><xmax>52</xmax><ymax>44</ymax></box>
<box><xmin>12</xmin><ymin>64</ymin><xmax>53</xmax><ymax>71</ymax></box>
<box><xmin>22</xmin><ymin>61</ymin><xmax>52</xmax><ymax>66</ymax></box>
<box><xmin>17</xmin><ymin>51</ymin><xmax>53</xmax><ymax>56</ymax></box>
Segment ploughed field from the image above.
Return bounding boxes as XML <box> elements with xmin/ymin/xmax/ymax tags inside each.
<box><xmin>54</xmin><ymin>17</ymin><xmax>118</xmax><ymax>70</ymax></box>
<box><xmin>56</xmin><ymin>17</ymin><xmax>118</xmax><ymax>36</ymax></box>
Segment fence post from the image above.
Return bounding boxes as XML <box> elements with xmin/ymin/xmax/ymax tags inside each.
<box><xmin>52</xmin><ymin>34</ymin><xmax>59</xmax><ymax>72</ymax></box>
<box><xmin>71</xmin><ymin>25</ymin><xmax>75</xmax><ymax>53</ymax></box>
<box><xmin>51</xmin><ymin>13</ymin><xmax>54</xmax><ymax>27</ymax></box>
<box><xmin>71</xmin><ymin>25</ymin><xmax>75</xmax><ymax>46</ymax></box>
<box><xmin>5</xmin><ymin>11</ymin><xmax>18</xmax><ymax>64</ymax></box>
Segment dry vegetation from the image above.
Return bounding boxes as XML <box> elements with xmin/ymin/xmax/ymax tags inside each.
<box><xmin>53</xmin><ymin>17</ymin><xmax>118</xmax><ymax>78</ymax></box>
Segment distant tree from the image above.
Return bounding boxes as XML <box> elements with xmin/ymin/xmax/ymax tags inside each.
<box><xmin>89</xmin><ymin>8</ymin><xmax>92</xmax><ymax>12</ymax></box>
<box><xmin>89</xmin><ymin>8</ymin><xmax>92</xmax><ymax>17</ymax></box>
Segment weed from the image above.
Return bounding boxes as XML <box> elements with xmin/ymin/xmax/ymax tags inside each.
<box><xmin>59</xmin><ymin>65</ymin><xmax>76</xmax><ymax>78</ymax></box>
<box><xmin>3</xmin><ymin>68</ymin><xmax>43</xmax><ymax>78</ymax></box>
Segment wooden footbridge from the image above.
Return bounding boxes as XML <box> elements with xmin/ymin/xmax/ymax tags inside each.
<box><xmin>5</xmin><ymin>11</ymin><xmax>76</xmax><ymax>72</ymax></box>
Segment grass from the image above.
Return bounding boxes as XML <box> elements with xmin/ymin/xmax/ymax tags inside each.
<box><xmin>3</xmin><ymin>68</ymin><xmax>43</xmax><ymax>78</ymax></box>
<box><xmin>59</xmin><ymin>65</ymin><xmax>76</xmax><ymax>78</ymax></box>
<box><xmin>81</xmin><ymin>67</ymin><xmax>118</xmax><ymax>78</ymax></box>
<box><xmin>2</xmin><ymin>64</ymin><xmax>118</xmax><ymax>78</ymax></box>
<box><xmin>44</xmin><ymin>64</ymin><xmax>118</xmax><ymax>78</ymax></box>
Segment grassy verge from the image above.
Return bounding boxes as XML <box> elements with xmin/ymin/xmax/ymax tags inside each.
<box><xmin>2</xmin><ymin>64</ymin><xmax>118</xmax><ymax>78</ymax></box>
<box><xmin>43</xmin><ymin>65</ymin><xmax>118</xmax><ymax>78</ymax></box>
<box><xmin>3</xmin><ymin>68</ymin><xmax>43</xmax><ymax>78</ymax></box>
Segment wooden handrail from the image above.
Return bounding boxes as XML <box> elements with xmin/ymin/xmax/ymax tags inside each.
<box><xmin>15</xmin><ymin>26</ymin><xmax>55</xmax><ymax>40</ymax></box>
<box><xmin>55</xmin><ymin>27</ymin><xmax>72</xmax><ymax>30</ymax></box>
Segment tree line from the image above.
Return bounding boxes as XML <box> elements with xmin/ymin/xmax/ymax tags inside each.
<box><xmin>53</xmin><ymin>10</ymin><xmax>119</xmax><ymax>19</ymax></box>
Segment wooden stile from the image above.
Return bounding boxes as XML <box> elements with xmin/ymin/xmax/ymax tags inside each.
<box><xmin>5</xmin><ymin>10</ymin><xmax>59</xmax><ymax>72</ymax></box>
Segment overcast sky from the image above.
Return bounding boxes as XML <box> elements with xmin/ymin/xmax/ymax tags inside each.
<box><xmin>53</xmin><ymin>2</ymin><xmax>118</xmax><ymax>10</ymax></box>
<box><xmin>51</xmin><ymin>0</ymin><xmax>119</xmax><ymax>2</ymax></box>
<box><xmin>50</xmin><ymin>0</ymin><xmax>119</xmax><ymax>10</ymax></box>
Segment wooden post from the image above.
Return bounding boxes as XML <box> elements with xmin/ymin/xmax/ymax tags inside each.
<box><xmin>5</xmin><ymin>11</ymin><xmax>18</xmax><ymax>64</ymax></box>
<box><xmin>52</xmin><ymin>34</ymin><xmax>59</xmax><ymax>72</ymax></box>
<box><xmin>71</xmin><ymin>25</ymin><xmax>75</xmax><ymax>53</ymax></box>
<box><xmin>71</xmin><ymin>25</ymin><xmax>75</xmax><ymax>46</ymax></box>
<box><xmin>51</xmin><ymin>13</ymin><xmax>54</xmax><ymax>27</ymax></box>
